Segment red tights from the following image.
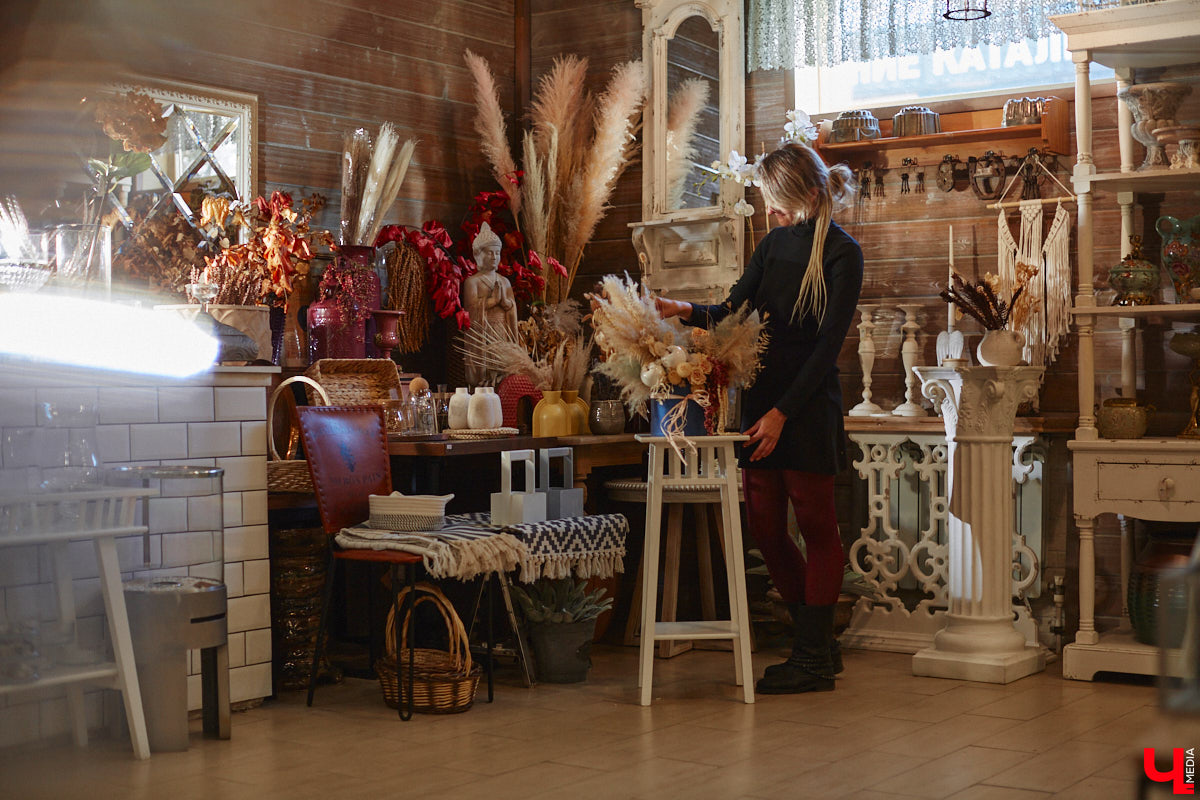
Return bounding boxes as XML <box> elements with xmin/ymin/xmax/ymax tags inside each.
<box><xmin>741</xmin><ymin>468</ymin><xmax>844</xmax><ymax>606</ymax></box>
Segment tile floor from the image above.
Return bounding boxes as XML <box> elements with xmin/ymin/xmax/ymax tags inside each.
<box><xmin>2</xmin><ymin>645</ymin><xmax>1198</xmax><ymax>799</ymax></box>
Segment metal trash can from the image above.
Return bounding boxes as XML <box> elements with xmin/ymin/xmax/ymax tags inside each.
<box><xmin>124</xmin><ymin>576</ymin><xmax>230</xmax><ymax>752</ymax></box>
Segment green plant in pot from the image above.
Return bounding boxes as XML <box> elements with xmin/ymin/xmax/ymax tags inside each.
<box><xmin>511</xmin><ymin>578</ymin><xmax>613</xmax><ymax>683</ymax></box>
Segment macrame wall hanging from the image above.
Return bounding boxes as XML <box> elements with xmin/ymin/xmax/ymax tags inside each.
<box><xmin>991</xmin><ymin>156</ymin><xmax>1075</xmax><ymax>390</ymax></box>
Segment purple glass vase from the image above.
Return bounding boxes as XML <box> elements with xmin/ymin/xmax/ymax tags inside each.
<box><xmin>307</xmin><ymin>288</ymin><xmax>364</xmax><ymax>361</ymax></box>
<box><xmin>336</xmin><ymin>245</ymin><xmax>382</xmax><ymax>357</ymax></box>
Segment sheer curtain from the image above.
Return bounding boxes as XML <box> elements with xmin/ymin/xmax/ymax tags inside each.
<box><xmin>747</xmin><ymin>0</ymin><xmax>1081</xmax><ymax>71</ymax></box>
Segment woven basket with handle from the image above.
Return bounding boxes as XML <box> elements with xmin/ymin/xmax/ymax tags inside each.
<box><xmin>304</xmin><ymin>358</ymin><xmax>401</xmax><ymax>406</ymax></box>
<box><xmin>266</xmin><ymin>376</ymin><xmax>331</xmax><ymax>493</ymax></box>
<box><xmin>377</xmin><ymin>582</ymin><xmax>480</xmax><ymax>714</ymax></box>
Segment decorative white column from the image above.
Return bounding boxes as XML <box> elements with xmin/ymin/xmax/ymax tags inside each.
<box><xmin>912</xmin><ymin>365</ymin><xmax>1046</xmax><ymax>683</ymax></box>
<box><xmin>849</xmin><ymin>304</ymin><xmax>884</xmax><ymax>416</ymax></box>
<box><xmin>893</xmin><ymin>304</ymin><xmax>927</xmax><ymax>417</ymax></box>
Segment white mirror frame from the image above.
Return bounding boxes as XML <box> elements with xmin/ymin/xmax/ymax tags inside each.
<box><xmin>632</xmin><ymin>0</ymin><xmax>745</xmax><ymax>302</ymax></box>
<box><xmin>113</xmin><ymin>77</ymin><xmax>259</xmax><ymax>204</ymax></box>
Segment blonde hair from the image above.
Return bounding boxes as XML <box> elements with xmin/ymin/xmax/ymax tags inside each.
<box><xmin>758</xmin><ymin>143</ymin><xmax>855</xmax><ymax>323</ymax></box>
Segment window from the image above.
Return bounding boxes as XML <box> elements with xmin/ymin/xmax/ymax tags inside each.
<box><xmin>795</xmin><ymin>32</ymin><xmax>1114</xmax><ymax>114</ymax></box>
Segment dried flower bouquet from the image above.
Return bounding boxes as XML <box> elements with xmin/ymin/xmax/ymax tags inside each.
<box><xmin>589</xmin><ymin>275</ymin><xmax>767</xmax><ymax>434</ymax></box>
<box><xmin>940</xmin><ymin>263</ymin><xmax>1039</xmax><ymax>331</ymax></box>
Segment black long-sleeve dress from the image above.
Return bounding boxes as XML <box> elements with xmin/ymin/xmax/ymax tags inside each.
<box><xmin>687</xmin><ymin>219</ymin><xmax>864</xmax><ymax>474</ymax></box>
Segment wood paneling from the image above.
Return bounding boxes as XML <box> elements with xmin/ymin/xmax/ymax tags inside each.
<box><xmin>529</xmin><ymin>0</ymin><xmax>641</xmax><ymax>297</ymax></box>
<box><xmin>0</xmin><ymin>0</ymin><xmax>516</xmax><ymax>233</ymax></box>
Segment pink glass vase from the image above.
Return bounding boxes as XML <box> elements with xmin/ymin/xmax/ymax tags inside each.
<box><xmin>307</xmin><ymin>288</ymin><xmax>363</xmax><ymax>361</ymax></box>
<box><xmin>336</xmin><ymin>245</ymin><xmax>382</xmax><ymax>356</ymax></box>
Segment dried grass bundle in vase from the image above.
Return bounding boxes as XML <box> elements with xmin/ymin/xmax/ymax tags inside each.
<box><xmin>339</xmin><ymin>123</ymin><xmax>418</xmax><ymax>247</ymax></box>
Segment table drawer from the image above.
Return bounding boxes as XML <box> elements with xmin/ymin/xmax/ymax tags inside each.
<box><xmin>1096</xmin><ymin>462</ymin><xmax>1200</xmax><ymax>503</ymax></box>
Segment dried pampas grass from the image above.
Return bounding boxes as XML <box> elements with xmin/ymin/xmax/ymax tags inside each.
<box><xmin>563</xmin><ymin>61</ymin><xmax>645</xmax><ymax>297</ymax></box>
<box><xmin>456</xmin><ymin>316</ymin><xmax>590</xmax><ymax>392</ymax></box>
<box><xmin>466</xmin><ymin>51</ymin><xmax>644</xmax><ymax>304</ymax></box>
<box><xmin>665</xmin><ymin>78</ymin><xmax>711</xmax><ymax>211</ymax></box>
<box><xmin>465</xmin><ymin>49</ymin><xmax>521</xmax><ymax>215</ymax></box>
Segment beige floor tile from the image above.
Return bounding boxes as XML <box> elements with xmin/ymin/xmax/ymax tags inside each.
<box><xmin>945</xmin><ymin>786</ymin><xmax>1051</xmax><ymax>800</ymax></box>
<box><xmin>1048</xmin><ymin>775</ymin><xmax>1138</xmax><ymax>799</ymax></box>
<box><xmin>982</xmin><ymin>740</ymin><xmax>1128</xmax><ymax>793</ymax></box>
<box><xmin>873</xmin><ymin>713</ymin><xmax>1023</xmax><ymax>760</ymax></box>
<box><xmin>758</xmin><ymin>748</ymin><xmax>922</xmax><ymax>800</ymax></box>
<box><xmin>870</xmin><ymin>745</ymin><xmax>1029</xmax><ymax>798</ymax></box>
<box><xmin>0</xmin><ymin>648</ymin><xmax>1189</xmax><ymax>799</ymax></box>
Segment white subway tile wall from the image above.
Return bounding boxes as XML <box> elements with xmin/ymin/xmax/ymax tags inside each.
<box><xmin>0</xmin><ymin>369</ymin><xmax>276</xmax><ymax>746</ymax></box>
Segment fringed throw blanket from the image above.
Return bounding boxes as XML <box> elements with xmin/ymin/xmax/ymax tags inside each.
<box><xmin>335</xmin><ymin>513</ymin><xmax>523</xmax><ymax>580</ymax></box>
<box><xmin>507</xmin><ymin>513</ymin><xmax>628</xmax><ymax>582</ymax></box>
<box><xmin>335</xmin><ymin>512</ymin><xmax>628</xmax><ymax>582</ymax></box>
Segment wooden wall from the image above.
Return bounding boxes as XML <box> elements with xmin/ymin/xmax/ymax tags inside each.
<box><xmin>0</xmin><ymin>0</ymin><xmax>516</xmax><ymax>238</ymax></box>
<box><xmin>529</xmin><ymin>0</ymin><xmax>643</xmax><ymax>294</ymax></box>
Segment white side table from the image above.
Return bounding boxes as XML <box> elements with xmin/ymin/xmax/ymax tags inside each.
<box><xmin>635</xmin><ymin>435</ymin><xmax>753</xmax><ymax>705</ymax></box>
<box><xmin>0</xmin><ymin>489</ymin><xmax>152</xmax><ymax>759</ymax></box>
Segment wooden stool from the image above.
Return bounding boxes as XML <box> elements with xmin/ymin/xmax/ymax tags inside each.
<box><xmin>634</xmin><ymin>435</ymin><xmax>754</xmax><ymax>705</ymax></box>
<box><xmin>604</xmin><ymin>479</ymin><xmax>744</xmax><ymax>658</ymax></box>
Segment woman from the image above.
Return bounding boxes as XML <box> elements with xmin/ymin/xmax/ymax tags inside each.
<box><xmin>657</xmin><ymin>143</ymin><xmax>861</xmax><ymax>694</ymax></box>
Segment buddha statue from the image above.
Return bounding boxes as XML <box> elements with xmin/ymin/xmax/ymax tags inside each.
<box><xmin>462</xmin><ymin>222</ymin><xmax>519</xmax><ymax>386</ymax></box>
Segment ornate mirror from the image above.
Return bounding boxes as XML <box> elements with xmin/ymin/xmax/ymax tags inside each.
<box><xmin>665</xmin><ymin>15</ymin><xmax>721</xmax><ymax>211</ymax></box>
<box><xmin>632</xmin><ymin>0</ymin><xmax>744</xmax><ymax>302</ymax></box>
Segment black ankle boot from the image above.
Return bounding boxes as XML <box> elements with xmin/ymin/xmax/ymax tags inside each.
<box><xmin>756</xmin><ymin>604</ymin><xmax>836</xmax><ymax>694</ymax></box>
<box><xmin>764</xmin><ymin>603</ymin><xmax>844</xmax><ymax>678</ymax></box>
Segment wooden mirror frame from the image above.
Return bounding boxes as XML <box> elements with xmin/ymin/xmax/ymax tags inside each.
<box><xmin>632</xmin><ymin>0</ymin><xmax>745</xmax><ymax>301</ymax></box>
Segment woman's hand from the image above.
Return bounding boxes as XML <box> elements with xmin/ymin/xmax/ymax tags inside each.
<box><xmin>744</xmin><ymin>408</ymin><xmax>786</xmax><ymax>462</ymax></box>
<box><xmin>655</xmin><ymin>296</ymin><xmax>692</xmax><ymax>321</ymax></box>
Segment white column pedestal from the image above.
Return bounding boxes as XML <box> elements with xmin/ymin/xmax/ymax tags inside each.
<box><xmin>913</xmin><ymin>365</ymin><xmax>1047</xmax><ymax>684</ymax></box>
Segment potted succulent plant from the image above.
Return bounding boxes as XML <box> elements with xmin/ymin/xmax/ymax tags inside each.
<box><xmin>511</xmin><ymin>578</ymin><xmax>613</xmax><ymax>683</ymax></box>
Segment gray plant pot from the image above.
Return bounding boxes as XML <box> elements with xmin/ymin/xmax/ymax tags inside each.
<box><xmin>528</xmin><ymin>620</ymin><xmax>595</xmax><ymax>683</ymax></box>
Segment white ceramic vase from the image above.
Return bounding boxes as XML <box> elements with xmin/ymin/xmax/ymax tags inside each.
<box><xmin>447</xmin><ymin>387</ymin><xmax>471</xmax><ymax>429</ymax></box>
<box><xmin>468</xmin><ymin>386</ymin><xmax>503</xmax><ymax>430</ymax></box>
<box><xmin>976</xmin><ymin>329</ymin><xmax>1026</xmax><ymax>367</ymax></box>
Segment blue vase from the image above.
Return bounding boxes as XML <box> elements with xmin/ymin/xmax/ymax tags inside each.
<box><xmin>650</xmin><ymin>390</ymin><xmax>707</xmax><ymax>437</ymax></box>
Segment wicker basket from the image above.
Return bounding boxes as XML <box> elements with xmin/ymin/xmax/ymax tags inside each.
<box><xmin>304</xmin><ymin>359</ymin><xmax>402</xmax><ymax>406</ymax></box>
<box><xmin>377</xmin><ymin>582</ymin><xmax>480</xmax><ymax>714</ymax></box>
<box><xmin>368</xmin><ymin>491</ymin><xmax>454</xmax><ymax>531</ymax></box>
<box><xmin>267</xmin><ymin>376</ymin><xmax>331</xmax><ymax>493</ymax></box>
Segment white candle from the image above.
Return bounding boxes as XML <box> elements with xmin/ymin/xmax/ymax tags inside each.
<box><xmin>947</xmin><ymin>224</ymin><xmax>955</xmax><ymax>332</ymax></box>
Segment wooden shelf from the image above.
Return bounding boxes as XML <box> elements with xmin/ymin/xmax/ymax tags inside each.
<box><xmin>0</xmin><ymin>663</ymin><xmax>118</xmax><ymax>696</ymax></box>
<box><xmin>1051</xmin><ymin>0</ymin><xmax>1200</xmax><ymax>70</ymax></box>
<box><xmin>1071</xmin><ymin>303</ymin><xmax>1200</xmax><ymax>323</ymax></box>
<box><xmin>816</xmin><ymin>97</ymin><xmax>1070</xmax><ymax>166</ymax></box>
<box><xmin>1075</xmin><ymin>167</ymin><xmax>1200</xmax><ymax>195</ymax></box>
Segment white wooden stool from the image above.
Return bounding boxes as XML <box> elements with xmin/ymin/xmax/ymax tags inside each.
<box><xmin>635</xmin><ymin>435</ymin><xmax>753</xmax><ymax>705</ymax></box>
<box><xmin>604</xmin><ymin>478</ymin><xmax>744</xmax><ymax>658</ymax></box>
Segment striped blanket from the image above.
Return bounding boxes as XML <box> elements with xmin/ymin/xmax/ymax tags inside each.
<box><xmin>335</xmin><ymin>512</ymin><xmax>628</xmax><ymax>581</ymax></box>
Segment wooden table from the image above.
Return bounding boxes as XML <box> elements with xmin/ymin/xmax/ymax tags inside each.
<box><xmin>387</xmin><ymin>433</ymin><xmax>646</xmax><ymax>500</ymax></box>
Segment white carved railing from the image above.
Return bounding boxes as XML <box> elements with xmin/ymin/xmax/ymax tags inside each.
<box><xmin>842</xmin><ymin>426</ymin><xmax>1045</xmax><ymax>653</ymax></box>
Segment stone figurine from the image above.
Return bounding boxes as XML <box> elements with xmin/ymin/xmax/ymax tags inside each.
<box><xmin>462</xmin><ymin>222</ymin><xmax>519</xmax><ymax>386</ymax></box>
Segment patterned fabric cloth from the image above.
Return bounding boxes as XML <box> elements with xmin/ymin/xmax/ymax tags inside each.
<box><xmin>747</xmin><ymin>0</ymin><xmax>1079</xmax><ymax>71</ymax></box>
<box><xmin>507</xmin><ymin>513</ymin><xmax>628</xmax><ymax>583</ymax></box>
<box><xmin>334</xmin><ymin>512</ymin><xmax>628</xmax><ymax>582</ymax></box>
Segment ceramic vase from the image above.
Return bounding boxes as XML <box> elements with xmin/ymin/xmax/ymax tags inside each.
<box><xmin>976</xmin><ymin>329</ymin><xmax>1026</xmax><ymax>367</ymax></box>
<box><xmin>561</xmin><ymin>390</ymin><xmax>589</xmax><ymax>435</ymax></box>
<box><xmin>468</xmin><ymin>386</ymin><xmax>503</xmax><ymax>430</ymax></box>
<box><xmin>307</xmin><ymin>289</ymin><xmax>364</xmax><ymax>361</ymax></box>
<box><xmin>447</xmin><ymin>387</ymin><xmax>471</xmax><ymax>430</ymax></box>
<box><xmin>1128</xmin><ymin>524</ymin><xmax>1196</xmax><ymax>647</ymax></box>
<box><xmin>589</xmin><ymin>400</ymin><xmax>625</xmax><ymax>435</ymax></box>
<box><xmin>533</xmin><ymin>390</ymin><xmax>571</xmax><ymax>437</ymax></box>
<box><xmin>650</xmin><ymin>388</ymin><xmax>706</xmax><ymax>437</ymax></box>
<box><xmin>1118</xmin><ymin>82</ymin><xmax>1192</xmax><ymax>171</ymax></box>
<box><xmin>1156</xmin><ymin>215</ymin><xmax>1200</xmax><ymax>303</ymax></box>
<box><xmin>1095</xmin><ymin>397</ymin><xmax>1154</xmax><ymax>439</ymax></box>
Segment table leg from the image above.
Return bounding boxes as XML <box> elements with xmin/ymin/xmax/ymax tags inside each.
<box><xmin>94</xmin><ymin>537</ymin><xmax>150</xmax><ymax>759</ymax></box>
<box><xmin>50</xmin><ymin>542</ymin><xmax>87</xmax><ymax>748</ymax></box>
<box><xmin>639</xmin><ymin>445</ymin><xmax>665</xmax><ymax>705</ymax></box>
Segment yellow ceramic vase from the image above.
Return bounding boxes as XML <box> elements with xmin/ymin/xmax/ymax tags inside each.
<box><xmin>532</xmin><ymin>390</ymin><xmax>571</xmax><ymax>437</ymax></box>
<box><xmin>561</xmin><ymin>390</ymin><xmax>590</xmax><ymax>435</ymax></box>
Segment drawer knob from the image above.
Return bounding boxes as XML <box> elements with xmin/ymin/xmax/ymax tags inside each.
<box><xmin>1159</xmin><ymin>477</ymin><xmax>1175</xmax><ymax>499</ymax></box>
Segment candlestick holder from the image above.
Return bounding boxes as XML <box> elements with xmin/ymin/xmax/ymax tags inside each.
<box><xmin>892</xmin><ymin>303</ymin><xmax>927</xmax><ymax>417</ymax></box>
<box><xmin>849</xmin><ymin>304</ymin><xmax>884</xmax><ymax>416</ymax></box>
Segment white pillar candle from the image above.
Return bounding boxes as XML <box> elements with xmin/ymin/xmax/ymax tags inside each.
<box><xmin>947</xmin><ymin>225</ymin><xmax>955</xmax><ymax>332</ymax></box>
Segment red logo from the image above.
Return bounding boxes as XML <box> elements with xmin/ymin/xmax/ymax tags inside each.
<box><xmin>1145</xmin><ymin>748</ymin><xmax>1196</xmax><ymax>795</ymax></box>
